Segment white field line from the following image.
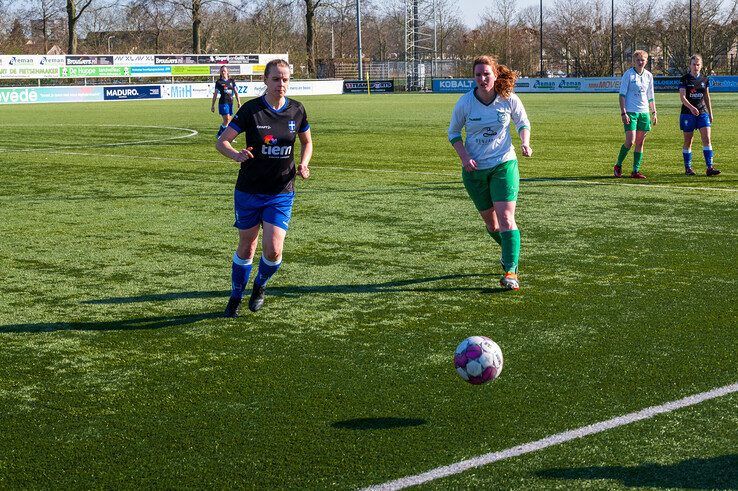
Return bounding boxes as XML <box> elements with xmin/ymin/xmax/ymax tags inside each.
<box><xmin>0</xmin><ymin>124</ymin><xmax>198</xmax><ymax>151</ymax></box>
<box><xmin>0</xmin><ymin>147</ymin><xmax>735</xmax><ymax>193</ymax></box>
<box><xmin>362</xmin><ymin>381</ymin><xmax>738</xmax><ymax>491</ymax></box>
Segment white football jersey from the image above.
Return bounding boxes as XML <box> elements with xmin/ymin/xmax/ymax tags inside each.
<box><xmin>619</xmin><ymin>67</ymin><xmax>655</xmax><ymax>113</ymax></box>
<box><xmin>448</xmin><ymin>90</ymin><xmax>530</xmax><ymax>170</ymax></box>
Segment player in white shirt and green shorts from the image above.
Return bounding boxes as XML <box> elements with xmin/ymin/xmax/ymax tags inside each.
<box><xmin>615</xmin><ymin>50</ymin><xmax>658</xmax><ymax>179</ymax></box>
<box><xmin>448</xmin><ymin>55</ymin><xmax>533</xmax><ymax>291</ymax></box>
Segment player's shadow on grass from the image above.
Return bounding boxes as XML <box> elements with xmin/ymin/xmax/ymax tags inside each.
<box><xmin>331</xmin><ymin>417</ymin><xmax>427</xmax><ymax>431</ymax></box>
<box><xmin>83</xmin><ymin>273</ymin><xmax>507</xmax><ymax>305</ymax></box>
<box><xmin>0</xmin><ymin>312</ymin><xmax>220</xmax><ymax>333</ymax></box>
<box><xmin>537</xmin><ymin>454</ymin><xmax>738</xmax><ymax>489</ymax></box>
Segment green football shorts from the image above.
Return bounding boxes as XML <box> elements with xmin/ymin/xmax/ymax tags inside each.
<box><xmin>461</xmin><ymin>159</ymin><xmax>519</xmax><ymax>212</ymax></box>
<box><xmin>624</xmin><ymin>112</ymin><xmax>651</xmax><ymax>132</ymax></box>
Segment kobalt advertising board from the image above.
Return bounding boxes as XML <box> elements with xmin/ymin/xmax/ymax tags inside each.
<box><xmin>435</xmin><ymin>76</ymin><xmax>738</xmax><ymax>93</ymax></box>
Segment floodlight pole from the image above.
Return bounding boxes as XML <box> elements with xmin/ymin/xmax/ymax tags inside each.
<box><xmin>356</xmin><ymin>0</ymin><xmax>364</xmax><ymax>80</ymax></box>
<box><xmin>539</xmin><ymin>0</ymin><xmax>544</xmax><ymax>77</ymax></box>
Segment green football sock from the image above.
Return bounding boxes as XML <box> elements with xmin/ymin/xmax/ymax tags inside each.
<box><xmin>633</xmin><ymin>152</ymin><xmax>643</xmax><ymax>172</ymax></box>
<box><xmin>487</xmin><ymin>229</ymin><xmax>502</xmax><ymax>246</ymax></box>
<box><xmin>500</xmin><ymin>229</ymin><xmax>520</xmax><ymax>273</ymax></box>
<box><xmin>616</xmin><ymin>145</ymin><xmax>630</xmax><ymax>166</ymax></box>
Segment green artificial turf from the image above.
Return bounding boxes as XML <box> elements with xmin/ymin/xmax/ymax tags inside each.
<box><xmin>0</xmin><ymin>93</ymin><xmax>735</xmax><ymax>488</ymax></box>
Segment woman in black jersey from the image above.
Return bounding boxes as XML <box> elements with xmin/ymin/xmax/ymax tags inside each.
<box><xmin>215</xmin><ymin>59</ymin><xmax>313</xmax><ymax>317</ymax></box>
<box><xmin>211</xmin><ymin>65</ymin><xmax>241</xmax><ymax>138</ymax></box>
<box><xmin>679</xmin><ymin>54</ymin><xmax>720</xmax><ymax>176</ymax></box>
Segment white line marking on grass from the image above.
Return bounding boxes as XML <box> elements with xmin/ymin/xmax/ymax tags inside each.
<box><xmin>0</xmin><ymin>124</ymin><xmax>198</xmax><ymax>151</ymax></box>
<box><xmin>0</xmin><ymin>148</ymin><xmax>734</xmax><ymax>193</ymax></box>
<box><xmin>362</xmin><ymin>382</ymin><xmax>738</xmax><ymax>491</ymax></box>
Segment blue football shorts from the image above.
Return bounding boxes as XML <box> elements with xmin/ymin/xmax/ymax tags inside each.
<box><xmin>680</xmin><ymin>113</ymin><xmax>710</xmax><ymax>132</ymax></box>
<box><xmin>234</xmin><ymin>190</ymin><xmax>295</xmax><ymax>231</ymax></box>
<box><xmin>218</xmin><ymin>103</ymin><xmax>233</xmax><ymax>116</ymax></box>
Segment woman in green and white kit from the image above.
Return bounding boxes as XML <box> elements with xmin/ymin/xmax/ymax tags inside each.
<box><xmin>448</xmin><ymin>55</ymin><xmax>532</xmax><ymax>291</ymax></box>
<box><xmin>615</xmin><ymin>50</ymin><xmax>658</xmax><ymax>179</ymax></box>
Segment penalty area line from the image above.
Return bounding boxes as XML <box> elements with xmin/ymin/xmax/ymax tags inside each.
<box><xmin>362</xmin><ymin>382</ymin><xmax>738</xmax><ymax>491</ymax></box>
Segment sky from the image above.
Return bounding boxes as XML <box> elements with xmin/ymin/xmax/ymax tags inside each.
<box><xmin>456</xmin><ymin>0</ymin><xmax>541</xmax><ymax>27</ymax></box>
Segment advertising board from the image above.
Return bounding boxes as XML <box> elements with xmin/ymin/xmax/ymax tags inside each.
<box><xmin>103</xmin><ymin>85</ymin><xmax>162</xmax><ymax>100</ymax></box>
<box><xmin>343</xmin><ymin>80</ymin><xmax>394</xmax><ymax>93</ymax></box>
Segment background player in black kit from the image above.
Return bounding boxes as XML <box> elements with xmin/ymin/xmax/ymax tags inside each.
<box><xmin>215</xmin><ymin>59</ymin><xmax>312</xmax><ymax>317</ymax></box>
<box><xmin>211</xmin><ymin>65</ymin><xmax>241</xmax><ymax>138</ymax></box>
<box><xmin>679</xmin><ymin>54</ymin><xmax>720</xmax><ymax>176</ymax></box>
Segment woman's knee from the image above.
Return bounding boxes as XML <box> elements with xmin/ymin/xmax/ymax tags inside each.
<box><xmin>495</xmin><ymin>211</ymin><xmax>516</xmax><ymax>230</ymax></box>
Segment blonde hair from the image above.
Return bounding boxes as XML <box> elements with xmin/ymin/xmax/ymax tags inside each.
<box><xmin>633</xmin><ymin>50</ymin><xmax>648</xmax><ymax>60</ymax></box>
<box><xmin>472</xmin><ymin>55</ymin><xmax>517</xmax><ymax>98</ymax></box>
<box><xmin>264</xmin><ymin>59</ymin><xmax>290</xmax><ymax>78</ymax></box>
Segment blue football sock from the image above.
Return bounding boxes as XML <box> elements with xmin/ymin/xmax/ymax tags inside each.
<box><xmin>703</xmin><ymin>146</ymin><xmax>714</xmax><ymax>168</ymax></box>
<box><xmin>254</xmin><ymin>255</ymin><xmax>282</xmax><ymax>288</ymax></box>
<box><xmin>231</xmin><ymin>252</ymin><xmax>252</xmax><ymax>299</ymax></box>
<box><xmin>682</xmin><ymin>148</ymin><xmax>692</xmax><ymax>168</ymax></box>
<box><xmin>216</xmin><ymin>124</ymin><xmax>226</xmax><ymax>137</ymax></box>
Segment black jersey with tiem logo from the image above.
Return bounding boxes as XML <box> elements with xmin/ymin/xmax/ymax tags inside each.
<box><xmin>215</xmin><ymin>78</ymin><xmax>237</xmax><ymax>105</ymax></box>
<box><xmin>229</xmin><ymin>96</ymin><xmax>310</xmax><ymax>195</ymax></box>
<box><xmin>679</xmin><ymin>73</ymin><xmax>709</xmax><ymax>114</ymax></box>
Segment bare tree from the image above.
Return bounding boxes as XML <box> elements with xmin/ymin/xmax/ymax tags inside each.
<box><xmin>301</xmin><ymin>0</ymin><xmax>325</xmax><ymax>77</ymax></box>
<box><xmin>616</xmin><ymin>0</ymin><xmax>662</xmax><ymax>73</ymax></box>
<box><xmin>517</xmin><ymin>5</ymin><xmax>543</xmax><ymax>75</ymax></box>
<box><xmin>1</xmin><ymin>18</ymin><xmax>28</xmax><ymax>53</ymax></box>
<box><xmin>484</xmin><ymin>0</ymin><xmax>518</xmax><ymax>64</ymax></box>
<box><xmin>325</xmin><ymin>0</ymin><xmax>356</xmax><ymax>59</ymax></box>
<box><xmin>30</xmin><ymin>0</ymin><xmax>65</xmax><ymax>52</ymax></box>
<box><xmin>66</xmin><ymin>0</ymin><xmax>94</xmax><ymax>53</ymax></box>
<box><xmin>662</xmin><ymin>0</ymin><xmax>738</xmax><ymax>74</ymax></box>
<box><xmin>435</xmin><ymin>0</ymin><xmax>464</xmax><ymax>60</ymax></box>
<box><xmin>125</xmin><ymin>0</ymin><xmax>180</xmax><ymax>52</ymax></box>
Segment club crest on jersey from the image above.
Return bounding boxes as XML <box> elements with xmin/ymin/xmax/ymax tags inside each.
<box><xmin>288</xmin><ymin>120</ymin><xmax>296</xmax><ymax>133</ymax></box>
<box><xmin>496</xmin><ymin>111</ymin><xmax>509</xmax><ymax>124</ymax></box>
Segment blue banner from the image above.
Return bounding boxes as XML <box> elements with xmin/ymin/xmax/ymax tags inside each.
<box><xmin>435</xmin><ymin>76</ymin><xmax>738</xmax><ymax>93</ymax></box>
<box><xmin>709</xmin><ymin>76</ymin><xmax>738</xmax><ymax>92</ymax></box>
<box><xmin>653</xmin><ymin>77</ymin><xmax>681</xmax><ymax>92</ymax></box>
<box><xmin>103</xmin><ymin>85</ymin><xmax>161</xmax><ymax>100</ymax></box>
<box><xmin>433</xmin><ymin>79</ymin><xmax>475</xmax><ymax>93</ymax></box>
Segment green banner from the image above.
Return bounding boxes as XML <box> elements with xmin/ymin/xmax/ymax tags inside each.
<box><xmin>60</xmin><ymin>66</ymin><xmax>130</xmax><ymax>78</ymax></box>
<box><xmin>171</xmin><ymin>65</ymin><xmax>211</xmax><ymax>76</ymax></box>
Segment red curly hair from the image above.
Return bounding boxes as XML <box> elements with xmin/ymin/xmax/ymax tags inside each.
<box><xmin>472</xmin><ymin>56</ymin><xmax>517</xmax><ymax>98</ymax></box>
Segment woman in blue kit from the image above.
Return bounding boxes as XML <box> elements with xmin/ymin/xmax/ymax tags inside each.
<box><xmin>215</xmin><ymin>59</ymin><xmax>312</xmax><ymax>317</ymax></box>
<box><xmin>679</xmin><ymin>54</ymin><xmax>720</xmax><ymax>176</ymax></box>
<box><xmin>211</xmin><ymin>65</ymin><xmax>241</xmax><ymax>138</ymax></box>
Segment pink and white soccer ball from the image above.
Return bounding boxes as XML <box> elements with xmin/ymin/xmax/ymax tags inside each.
<box><xmin>454</xmin><ymin>336</ymin><xmax>504</xmax><ymax>385</ymax></box>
